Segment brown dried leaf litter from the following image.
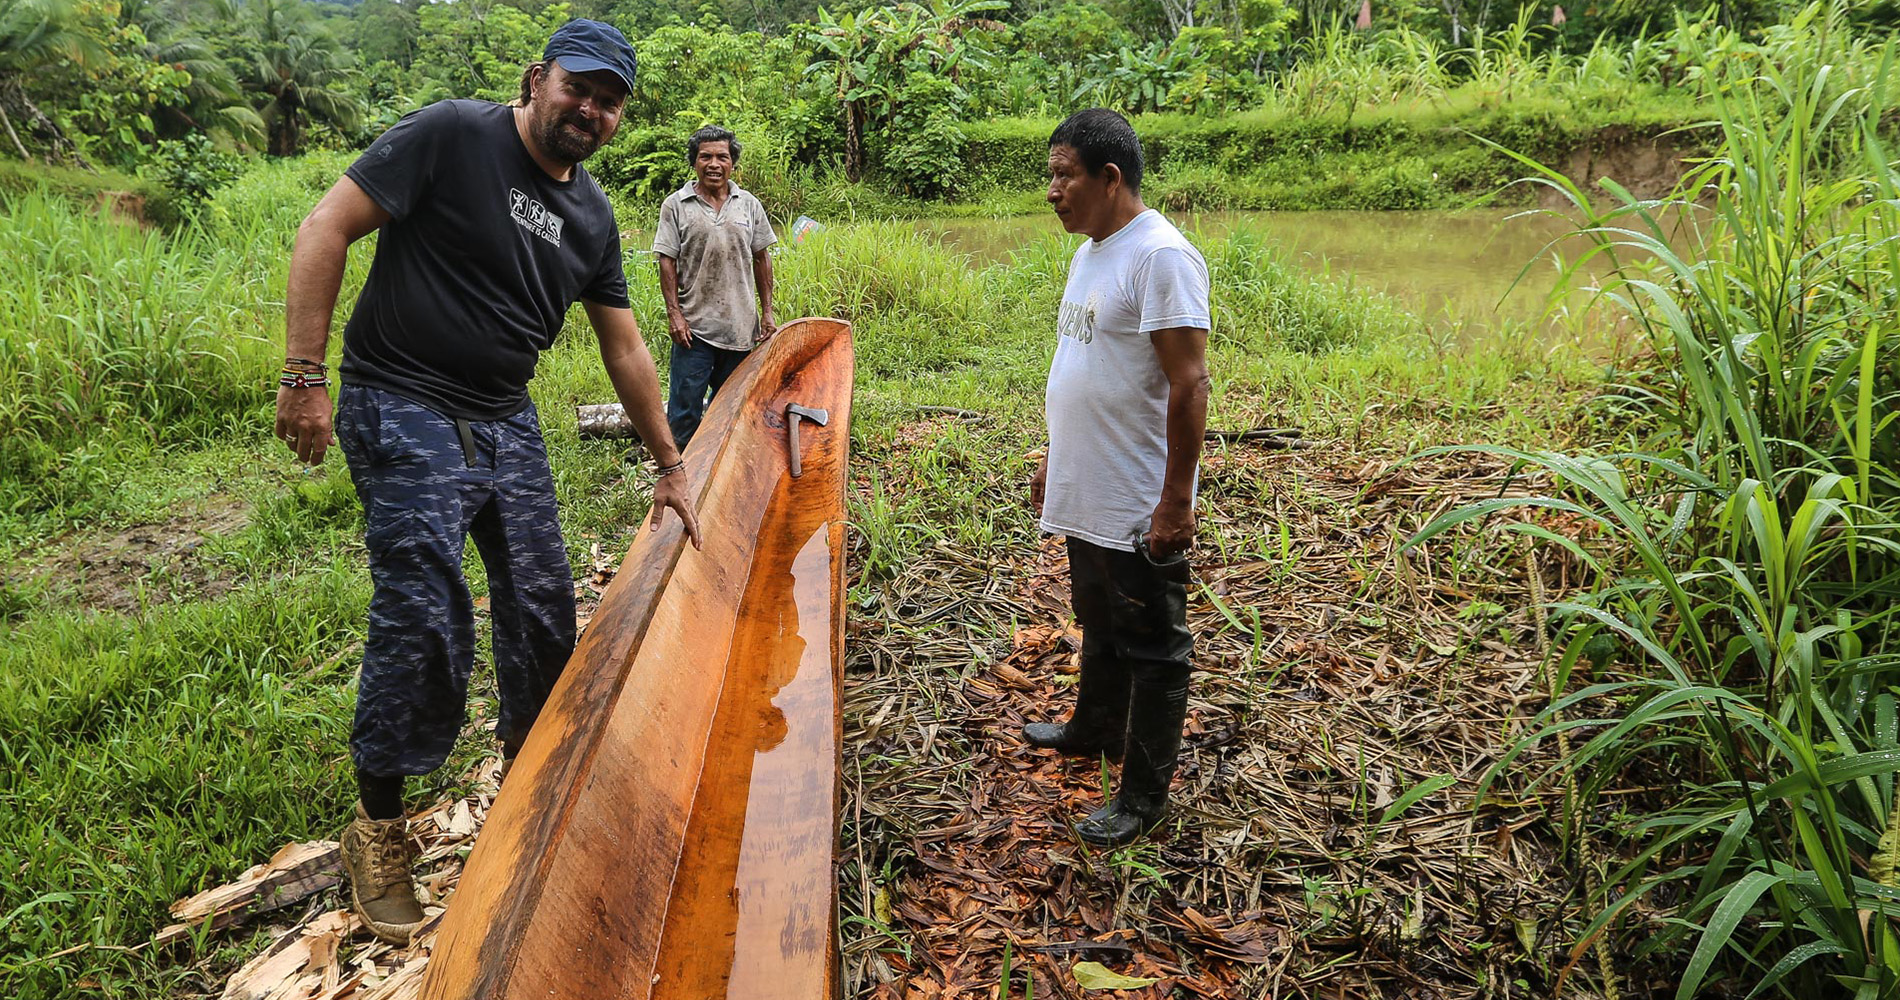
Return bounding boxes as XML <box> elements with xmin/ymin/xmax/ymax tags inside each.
<box><xmin>173</xmin><ymin>442</ymin><xmax>1612</xmax><ymax>1000</ymax></box>
<box><xmin>838</xmin><ymin>443</ymin><xmax>1603</xmax><ymax>1000</ymax></box>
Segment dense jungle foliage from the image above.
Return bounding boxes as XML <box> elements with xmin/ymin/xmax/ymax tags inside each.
<box><xmin>4</xmin><ymin>0</ymin><xmax>1897</xmax><ymax>215</ymax></box>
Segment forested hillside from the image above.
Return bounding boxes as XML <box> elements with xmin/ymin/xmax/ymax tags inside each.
<box><xmin>7</xmin><ymin>0</ymin><xmax>1894</xmax><ymax>215</ymax></box>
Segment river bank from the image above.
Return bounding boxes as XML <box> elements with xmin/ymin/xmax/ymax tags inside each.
<box><xmin>13</xmin><ymin>91</ymin><xmax>1713</xmax><ymax>234</ymax></box>
<box><xmin>641</xmin><ymin>97</ymin><xmax>1710</xmax><ymax>226</ymax></box>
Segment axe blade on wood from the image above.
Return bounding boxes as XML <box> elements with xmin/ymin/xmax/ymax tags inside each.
<box><xmin>786</xmin><ymin>404</ymin><xmax>829</xmax><ymax>478</ymax></box>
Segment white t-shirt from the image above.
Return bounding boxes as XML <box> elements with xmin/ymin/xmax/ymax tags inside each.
<box><xmin>1041</xmin><ymin>209</ymin><xmax>1211</xmax><ymax>551</ymax></box>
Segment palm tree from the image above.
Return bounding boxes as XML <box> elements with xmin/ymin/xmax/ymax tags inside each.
<box><xmin>158</xmin><ymin>33</ymin><xmax>267</xmax><ymax>148</ymax></box>
<box><xmin>0</xmin><ymin>0</ymin><xmax>103</xmax><ymax>163</ymax></box>
<box><xmin>119</xmin><ymin>0</ymin><xmax>265</xmax><ymax>149</ymax></box>
<box><xmin>231</xmin><ymin>0</ymin><xmax>360</xmax><ymax>156</ymax></box>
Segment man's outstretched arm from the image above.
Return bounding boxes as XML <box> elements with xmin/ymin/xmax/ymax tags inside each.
<box><xmin>277</xmin><ymin>176</ymin><xmax>390</xmax><ymax>465</ymax></box>
<box><xmin>585</xmin><ymin>300</ymin><xmax>703</xmax><ymax>549</ymax></box>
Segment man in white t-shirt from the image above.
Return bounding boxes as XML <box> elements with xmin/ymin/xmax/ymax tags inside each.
<box><xmin>1021</xmin><ymin>109</ymin><xmax>1211</xmax><ymax>848</ymax></box>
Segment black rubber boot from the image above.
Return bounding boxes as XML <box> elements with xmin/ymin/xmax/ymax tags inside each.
<box><xmin>1076</xmin><ymin>672</ymin><xmax>1188</xmax><ymax>847</ymax></box>
<box><xmin>1075</xmin><ymin>797</ymin><xmax>1162</xmax><ymax>847</ymax></box>
<box><xmin>1021</xmin><ymin>655</ymin><xmax>1131</xmax><ymax>760</ymax></box>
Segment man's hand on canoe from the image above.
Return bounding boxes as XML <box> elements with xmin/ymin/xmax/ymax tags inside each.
<box><xmin>651</xmin><ymin>470</ymin><xmax>703</xmax><ymax>548</ymax></box>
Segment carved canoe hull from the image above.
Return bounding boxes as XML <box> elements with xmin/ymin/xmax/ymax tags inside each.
<box><xmin>422</xmin><ymin>317</ymin><xmax>854</xmax><ymax>1000</ymax></box>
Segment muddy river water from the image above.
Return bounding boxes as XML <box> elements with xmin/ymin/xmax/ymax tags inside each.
<box><xmin>916</xmin><ymin>208</ymin><xmax>1633</xmax><ymax>353</ymax></box>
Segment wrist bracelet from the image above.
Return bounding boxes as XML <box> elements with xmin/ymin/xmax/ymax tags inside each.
<box><xmin>279</xmin><ymin>371</ymin><xmax>330</xmax><ymax>389</ymax></box>
<box><xmin>284</xmin><ymin>356</ymin><xmax>327</xmax><ymax>372</ymax></box>
<box><xmin>654</xmin><ymin>460</ymin><xmax>686</xmax><ymax>478</ymax></box>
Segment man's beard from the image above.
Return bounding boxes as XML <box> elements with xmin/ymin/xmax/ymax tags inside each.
<box><xmin>536</xmin><ymin>109</ymin><xmax>602</xmax><ymax>164</ymax></box>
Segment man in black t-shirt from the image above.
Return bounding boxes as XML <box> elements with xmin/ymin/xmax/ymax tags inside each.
<box><xmin>270</xmin><ymin>19</ymin><xmax>698</xmax><ymax>946</ymax></box>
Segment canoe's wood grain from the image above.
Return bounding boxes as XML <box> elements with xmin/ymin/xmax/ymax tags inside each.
<box><xmin>421</xmin><ymin>318</ymin><xmax>852</xmax><ymax>1000</ymax></box>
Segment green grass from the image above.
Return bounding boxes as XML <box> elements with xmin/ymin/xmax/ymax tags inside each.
<box><xmin>0</xmin><ymin>159</ymin><xmax>1595</xmax><ymax>997</ymax></box>
<box><xmin>0</xmin><ymin>160</ymin><xmax>165</xmax><ymax>218</ymax></box>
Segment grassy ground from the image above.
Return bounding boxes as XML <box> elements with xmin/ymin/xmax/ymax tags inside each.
<box><xmin>0</xmin><ymin>162</ymin><xmax>1603</xmax><ymax>997</ymax></box>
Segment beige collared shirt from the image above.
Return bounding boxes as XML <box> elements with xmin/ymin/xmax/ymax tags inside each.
<box><xmin>653</xmin><ymin>180</ymin><xmax>776</xmax><ymax>351</ymax></box>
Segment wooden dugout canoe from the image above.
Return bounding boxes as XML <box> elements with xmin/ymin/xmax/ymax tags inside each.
<box><xmin>422</xmin><ymin>317</ymin><xmax>853</xmax><ymax>1000</ymax></box>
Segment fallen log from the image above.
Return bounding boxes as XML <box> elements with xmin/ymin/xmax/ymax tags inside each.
<box><xmin>574</xmin><ymin>402</ymin><xmax>645</xmax><ymax>442</ymax></box>
<box><xmin>579</xmin><ymin>400</ymin><xmax>986</xmax><ymax>440</ymax></box>
<box><xmin>1205</xmin><ymin>426</ymin><xmax>1300</xmax><ymax>441</ymax></box>
<box><xmin>911</xmin><ymin>405</ymin><xmax>987</xmax><ymax>420</ymax></box>
<box><xmin>424</xmin><ymin>317</ymin><xmax>854</xmax><ymax>1000</ymax></box>
<box><xmin>1205</xmin><ymin>426</ymin><xmax>1315</xmax><ymax>449</ymax></box>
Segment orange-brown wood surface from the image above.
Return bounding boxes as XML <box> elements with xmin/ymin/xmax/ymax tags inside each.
<box><xmin>422</xmin><ymin>318</ymin><xmax>853</xmax><ymax>1000</ymax></box>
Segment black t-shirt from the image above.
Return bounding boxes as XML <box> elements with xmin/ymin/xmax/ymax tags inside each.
<box><xmin>340</xmin><ymin>99</ymin><xmax>630</xmax><ymax>421</ymax></box>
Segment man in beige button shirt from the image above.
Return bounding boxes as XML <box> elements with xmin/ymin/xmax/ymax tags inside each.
<box><xmin>654</xmin><ymin>125</ymin><xmax>778</xmax><ymax>448</ymax></box>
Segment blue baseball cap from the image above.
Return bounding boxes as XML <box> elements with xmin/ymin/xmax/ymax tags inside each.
<box><xmin>543</xmin><ymin>19</ymin><xmax>637</xmax><ymax>93</ymax></box>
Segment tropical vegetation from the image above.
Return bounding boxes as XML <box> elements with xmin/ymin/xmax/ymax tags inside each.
<box><xmin>2</xmin><ymin>0</ymin><xmax>1894</xmax><ymax>212</ymax></box>
<box><xmin>3</xmin><ymin>0</ymin><xmax>1900</xmax><ymax>996</ymax></box>
<box><xmin>1409</xmin><ymin>4</ymin><xmax>1900</xmax><ymax>994</ymax></box>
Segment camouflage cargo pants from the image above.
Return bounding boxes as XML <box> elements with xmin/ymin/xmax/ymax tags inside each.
<box><xmin>335</xmin><ymin>384</ymin><xmax>576</xmax><ymax>777</ymax></box>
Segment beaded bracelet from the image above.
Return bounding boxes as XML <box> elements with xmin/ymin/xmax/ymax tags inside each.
<box><xmin>279</xmin><ymin>371</ymin><xmax>331</xmax><ymax>389</ymax></box>
<box><xmin>654</xmin><ymin>460</ymin><xmax>686</xmax><ymax>478</ymax></box>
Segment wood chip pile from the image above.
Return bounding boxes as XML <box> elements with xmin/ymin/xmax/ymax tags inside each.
<box><xmin>162</xmin><ymin>761</ymin><xmax>498</xmax><ymax>1000</ymax></box>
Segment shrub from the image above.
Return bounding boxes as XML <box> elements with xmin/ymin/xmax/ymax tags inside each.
<box><xmin>141</xmin><ymin>135</ymin><xmax>251</xmax><ymax>221</ymax></box>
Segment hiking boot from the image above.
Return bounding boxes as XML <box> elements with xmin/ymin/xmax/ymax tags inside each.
<box><xmin>340</xmin><ymin>802</ymin><xmax>426</xmax><ymax>945</ymax></box>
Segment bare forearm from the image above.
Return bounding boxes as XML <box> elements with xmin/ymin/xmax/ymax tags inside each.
<box><xmin>275</xmin><ymin>177</ymin><xmax>385</xmax><ymax>466</ymax></box>
<box><xmin>601</xmin><ymin>344</ymin><xmax>682</xmax><ymax>467</ymax></box>
<box><xmin>285</xmin><ymin>220</ymin><xmax>351</xmax><ymax>360</ymax></box>
<box><xmin>587</xmin><ymin>301</ymin><xmax>700</xmax><ymax>544</ymax></box>
<box><xmin>658</xmin><ymin>256</ymin><xmax>684</xmax><ymax>318</ymax></box>
<box><xmin>1160</xmin><ymin>373</ymin><xmax>1209</xmax><ymax>504</ymax></box>
<box><xmin>753</xmin><ymin>252</ymin><xmax>774</xmax><ymax>316</ymax></box>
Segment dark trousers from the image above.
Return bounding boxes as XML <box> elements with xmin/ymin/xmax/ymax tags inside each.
<box><xmin>1066</xmin><ymin>536</ymin><xmax>1194</xmax><ymax>807</ymax></box>
<box><xmin>336</xmin><ymin>385</ymin><xmax>576</xmax><ymax>777</ymax></box>
<box><xmin>667</xmin><ymin>339</ymin><xmax>749</xmax><ymax>450</ymax></box>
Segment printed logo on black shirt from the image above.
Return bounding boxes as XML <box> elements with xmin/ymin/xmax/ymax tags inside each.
<box><xmin>509</xmin><ymin>187</ymin><xmax>565</xmax><ymax>247</ymax></box>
